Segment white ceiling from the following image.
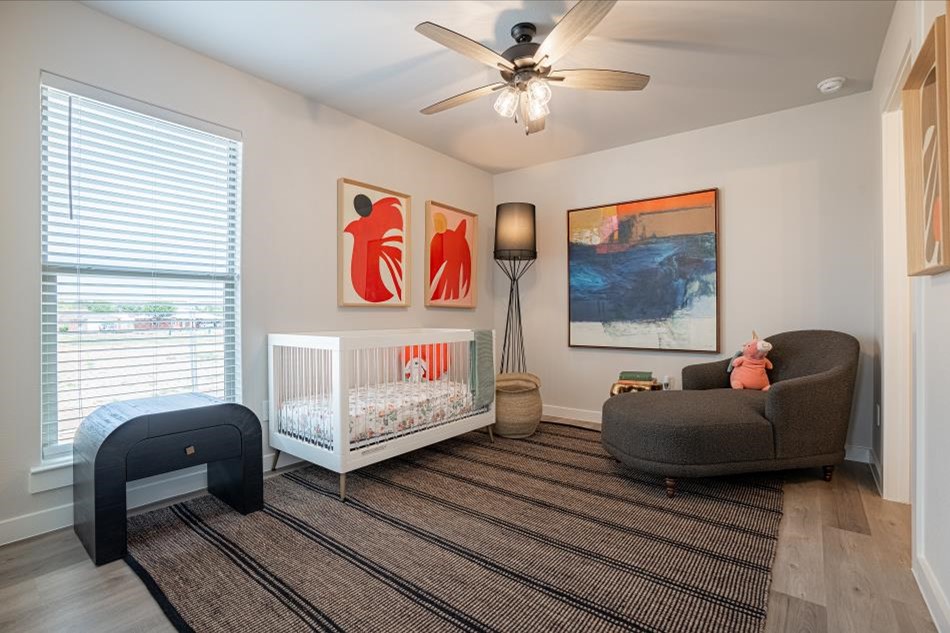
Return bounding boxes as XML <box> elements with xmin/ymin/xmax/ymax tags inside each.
<box><xmin>83</xmin><ymin>0</ymin><xmax>894</xmax><ymax>174</ymax></box>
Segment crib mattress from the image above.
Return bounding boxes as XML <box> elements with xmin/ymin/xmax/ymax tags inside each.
<box><xmin>277</xmin><ymin>380</ymin><xmax>474</xmax><ymax>449</ymax></box>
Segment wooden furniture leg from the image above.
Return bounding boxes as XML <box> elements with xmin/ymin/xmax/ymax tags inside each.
<box><xmin>823</xmin><ymin>465</ymin><xmax>835</xmax><ymax>482</ymax></box>
<box><xmin>339</xmin><ymin>473</ymin><xmax>347</xmax><ymax>501</ymax></box>
<box><xmin>665</xmin><ymin>477</ymin><xmax>678</xmax><ymax>498</ymax></box>
<box><xmin>271</xmin><ymin>449</ymin><xmax>281</xmax><ymax>472</ymax></box>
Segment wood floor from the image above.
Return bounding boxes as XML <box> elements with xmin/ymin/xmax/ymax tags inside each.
<box><xmin>766</xmin><ymin>461</ymin><xmax>936</xmax><ymax>633</ymax></box>
<box><xmin>0</xmin><ymin>442</ymin><xmax>937</xmax><ymax>632</ymax></box>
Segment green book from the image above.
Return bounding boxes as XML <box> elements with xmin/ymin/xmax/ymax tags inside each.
<box><xmin>619</xmin><ymin>371</ymin><xmax>653</xmax><ymax>381</ymax></box>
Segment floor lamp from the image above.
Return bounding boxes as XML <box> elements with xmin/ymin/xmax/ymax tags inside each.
<box><xmin>494</xmin><ymin>202</ymin><xmax>537</xmax><ymax>374</ymax></box>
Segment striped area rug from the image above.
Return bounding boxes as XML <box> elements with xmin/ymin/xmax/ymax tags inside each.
<box><xmin>126</xmin><ymin>423</ymin><xmax>783</xmax><ymax>633</ymax></box>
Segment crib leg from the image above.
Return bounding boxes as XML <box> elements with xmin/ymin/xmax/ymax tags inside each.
<box><xmin>270</xmin><ymin>449</ymin><xmax>281</xmax><ymax>472</ymax></box>
<box><xmin>339</xmin><ymin>473</ymin><xmax>347</xmax><ymax>502</ymax></box>
<box><xmin>486</xmin><ymin>425</ymin><xmax>495</xmax><ymax>443</ymax></box>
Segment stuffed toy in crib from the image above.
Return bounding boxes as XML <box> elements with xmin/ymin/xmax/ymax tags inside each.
<box><xmin>402</xmin><ymin>344</ymin><xmax>449</xmax><ymax>381</ymax></box>
<box><xmin>404</xmin><ymin>357</ymin><xmax>428</xmax><ymax>383</ymax></box>
<box><xmin>729</xmin><ymin>331</ymin><xmax>773</xmax><ymax>391</ymax></box>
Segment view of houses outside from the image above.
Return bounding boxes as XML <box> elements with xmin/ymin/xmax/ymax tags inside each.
<box><xmin>49</xmin><ymin>275</ymin><xmax>234</xmax><ymax>444</ymax></box>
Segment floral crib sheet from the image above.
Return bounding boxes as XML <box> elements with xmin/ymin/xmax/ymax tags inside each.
<box><xmin>277</xmin><ymin>380</ymin><xmax>474</xmax><ymax>449</ymax></box>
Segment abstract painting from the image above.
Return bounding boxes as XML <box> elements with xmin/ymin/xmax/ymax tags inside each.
<box><xmin>568</xmin><ymin>189</ymin><xmax>719</xmax><ymax>352</ymax></box>
<box><xmin>901</xmin><ymin>14</ymin><xmax>950</xmax><ymax>276</ymax></box>
<box><xmin>425</xmin><ymin>200</ymin><xmax>477</xmax><ymax>308</ymax></box>
<box><xmin>338</xmin><ymin>178</ymin><xmax>410</xmax><ymax>307</ymax></box>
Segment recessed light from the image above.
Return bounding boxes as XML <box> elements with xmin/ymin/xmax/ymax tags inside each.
<box><xmin>817</xmin><ymin>76</ymin><xmax>846</xmax><ymax>94</ymax></box>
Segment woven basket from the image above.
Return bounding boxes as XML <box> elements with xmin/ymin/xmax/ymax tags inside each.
<box><xmin>495</xmin><ymin>373</ymin><xmax>542</xmax><ymax>438</ymax></box>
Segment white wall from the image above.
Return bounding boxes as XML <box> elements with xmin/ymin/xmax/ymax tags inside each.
<box><xmin>0</xmin><ymin>1</ymin><xmax>494</xmax><ymax>542</ymax></box>
<box><xmin>492</xmin><ymin>92</ymin><xmax>880</xmax><ymax>454</ymax></box>
<box><xmin>873</xmin><ymin>0</ymin><xmax>950</xmax><ymax>628</ymax></box>
<box><xmin>913</xmin><ymin>275</ymin><xmax>950</xmax><ymax>631</ymax></box>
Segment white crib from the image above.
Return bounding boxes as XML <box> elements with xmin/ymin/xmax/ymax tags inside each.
<box><xmin>267</xmin><ymin>328</ymin><xmax>495</xmax><ymax>499</ymax></box>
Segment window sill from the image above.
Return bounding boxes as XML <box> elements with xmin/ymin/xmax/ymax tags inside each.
<box><xmin>30</xmin><ymin>458</ymin><xmax>74</xmax><ymax>494</ymax></box>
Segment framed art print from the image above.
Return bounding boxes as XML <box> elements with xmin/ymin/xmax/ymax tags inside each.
<box><xmin>567</xmin><ymin>188</ymin><xmax>719</xmax><ymax>352</ymax></box>
<box><xmin>901</xmin><ymin>14</ymin><xmax>950</xmax><ymax>275</ymax></box>
<box><xmin>425</xmin><ymin>200</ymin><xmax>477</xmax><ymax>308</ymax></box>
<box><xmin>338</xmin><ymin>178</ymin><xmax>411</xmax><ymax>307</ymax></box>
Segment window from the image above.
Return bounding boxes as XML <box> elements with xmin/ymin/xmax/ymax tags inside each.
<box><xmin>40</xmin><ymin>77</ymin><xmax>242</xmax><ymax>459</ymax></box>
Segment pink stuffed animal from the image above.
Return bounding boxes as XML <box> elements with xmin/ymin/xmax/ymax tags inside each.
<box><xmin>730</xmin><ymin>331</ymin><xmax>773</xmax><ymax>391</ymax></box>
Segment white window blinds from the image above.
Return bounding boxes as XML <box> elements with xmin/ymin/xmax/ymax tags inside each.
<box><xmin>40</xmin><ymin>82</ymin><xmax>242</xmax><ymax>459</ymax></box>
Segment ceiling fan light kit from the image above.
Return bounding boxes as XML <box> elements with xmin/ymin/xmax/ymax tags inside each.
<box><xmin>525</xmin><ymin>95</ymin><xmax>550</xmax><ymax>122</ymax></box>
<box><xmin>493</xmin><ymin>86</ymin><xmax>520</xmax><ymax>118</ymax></box>
<box><xmin>416</xmin><ymin>0</ymin><xmax>649</xmax><ymax>136</ymax></box>
<box><xmin>526</xmin><ymin>77</ymin><xmax>552</xmax><ymax>106</ymax></box>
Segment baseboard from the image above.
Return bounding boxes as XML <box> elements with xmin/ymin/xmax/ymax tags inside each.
<box><xmin>845</xmin><ymin>444</ymin><xmax>872</xmax><ymax>464</ymax></box>
<box><xmin>914</xmin><ymin>556</ymin><xmax>950</xmax><ymax>632</ymax></box>
<box><xmin>543</xmin><ymin>404</ymin><xmax>602</xmax><ymax>424</ymax></box>
<box><xmin>869</xmin><ymin>448</ymin><xmax>884</xmax><ymax>494</ymax></box>
<box><xmin>0</xmin><ymin>503</ymin><xmax>74</xmax><ymax>547</ymax></box>
<box><xmin>0</xmin><ymin>452</ymin><xmax>301</xmax><ymax>547</ymax></box>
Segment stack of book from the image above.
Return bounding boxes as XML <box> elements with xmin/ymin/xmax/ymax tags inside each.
<box><xmin>614</xmin><ymin>370</ymin><xmax>659</xmax><ymax>391</ymax></box>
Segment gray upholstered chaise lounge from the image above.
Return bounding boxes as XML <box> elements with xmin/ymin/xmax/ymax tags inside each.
<box><xmin>601</xmin><ymin>330</ymin><xmax>860</xmax><ymax>497</ymax></box>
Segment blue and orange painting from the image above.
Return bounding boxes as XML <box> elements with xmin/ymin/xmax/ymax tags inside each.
<box><xmin>568</xmin><ymin>190</ymin><xmax>718</xmax><ymax>351</ymax></box>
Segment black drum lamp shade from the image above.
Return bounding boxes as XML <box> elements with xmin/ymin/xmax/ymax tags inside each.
<box><xmin>494</xmin><ymin>202</ymin><xmax>537</xmax><ymax>261</ymax></box>
<box><xmin>494</xmin><ymin>203</ymin><xmax>537</xmax><ymax>374</ymax></box>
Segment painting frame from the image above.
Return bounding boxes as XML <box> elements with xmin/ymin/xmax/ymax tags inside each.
<box><xmin>424</xmin><ymin>200</ymin><xmax>478</xmax><ymax>309</ymax></box>
<box><xmin>567</xmin><ymin>188</ymin><xmax>720</xmax><ymax>353</ymax></box>
<box><xmin>337</xmin><ymin>177</ymin><xmax>412</xmax><ymax>307</ymax></box>
<box><xmin>901</xmin><ymin>14</ymin><xmax>950</xmax><ymax>276</ymax></box>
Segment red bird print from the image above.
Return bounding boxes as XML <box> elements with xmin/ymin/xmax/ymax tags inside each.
<box><xmin>344</xmin><ymin>194</ymin><xmax>405</xmax><ymax>303</ymax></box>
<box><xmin>429</xmin><ymin>213</ymin><xmax>472</xmax><ymax>302</ymax></box>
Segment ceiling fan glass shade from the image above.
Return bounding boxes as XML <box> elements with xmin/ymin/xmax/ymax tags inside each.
<box><xmin>494</xmin><ymin>203</ymin><xmax>537</xmax><ymax>261</ymax></box>
<box><xmin>493</xmin><ymin>86</ymin><xmax>519</xmax><ymax>118</ymax></box>
<box><xmin>526</xmin><ymin>97</ymin><xmax>550</xmax><ymax>122</ymax></box>
<box><xmin>526</xmin><ymin>77</ymin><xmax>552</xmax><ymax>105</ymax></box>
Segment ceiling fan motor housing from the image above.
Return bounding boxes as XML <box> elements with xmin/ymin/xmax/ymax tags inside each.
<box><xmin>501</xmin><ymin>22</ymin><xmax>546</xmax><ymax>75</ymax></box>
<box><xmin>501</xmin><ymin>43</ymin><xmax>541</xmax><ymax>71</ymax></box>
<box><xmin>501</xmin><ymin>28</ymin><xmax>547</xmax><ymax>87</ymax></box>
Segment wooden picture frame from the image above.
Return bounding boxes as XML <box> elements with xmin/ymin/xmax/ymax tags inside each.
<box><xmin>567</xmin><ymin>188</ymin><xmax>720</xmax><ymax>353</ymax></box>
<box><xmin>424</xmin><ymin>201</ymin><xmax>477</xmax><ymax>308</ymax></box>
<box><xmin>901</xmin><ymin>14</ymin><xmax>950</xmax><ymax>276</ymax></box>
<box><xmin>337</xmin><ymin>178</ymin><xmax>411</xmax><ymax>307</ymax></box>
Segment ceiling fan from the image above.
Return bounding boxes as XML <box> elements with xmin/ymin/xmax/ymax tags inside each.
<box><xmin>415</xmin><ymin>0</ymin><xmax>649</xmax><ymax>135</ymax></box>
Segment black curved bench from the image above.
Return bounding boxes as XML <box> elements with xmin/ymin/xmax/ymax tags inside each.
<box><xmin>73</xmin><ymin>393</ymin><xmax>263</xmax><ymax>565</ymax></box>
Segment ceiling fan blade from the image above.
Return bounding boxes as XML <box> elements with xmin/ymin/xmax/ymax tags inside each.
<box><xmin>416</xmin><ymin>22</ymin><xmax>514</xmax><ymax>71</ymax></box>
<box><xmin>533</xmin><ymin>0</ymin><xmax>617</xmax><ymax>68</ymax></box>
<box><xmin>420</xmin><ymin>83</ymin><xmax>506</xmax><ymax>115</ymax></box>
<box><xmin>548</xmin><ymin>68</ymin><xmax>650</xmax><ymax>91</ymax></box>
<box><xmin>519</xmin><ymin>93</ymin><xmax>546</xmax><ymax>135</ymax></box>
